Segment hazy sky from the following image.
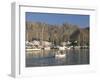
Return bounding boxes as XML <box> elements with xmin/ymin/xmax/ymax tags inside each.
<box><xmin>26</xmin><ymin>12</ymin><xmax>89</xmax><ymax>28</ymax></box>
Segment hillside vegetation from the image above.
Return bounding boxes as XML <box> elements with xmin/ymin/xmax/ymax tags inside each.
<box><xmin>26</xmin><ymin>22</ymin><xmax>89</xmax><ymax>46</ymax></box>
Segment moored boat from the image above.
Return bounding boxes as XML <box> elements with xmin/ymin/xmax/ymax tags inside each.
<box><xmin>26</xmin><ymin>48</ymin><xmax>41</xmax><ymax>51</ymax></box>
<box><xmin>58</xmin><ymin>46</ymin><xmax>66</xmax><ymax>50</ymax></box>
<box><xmin>55</xmin><ymin>51</ymin><xmax>66</xmax><ymax>58</ymax></box>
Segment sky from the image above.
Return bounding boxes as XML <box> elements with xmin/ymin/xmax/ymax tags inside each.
<box><xmin>26</xmin><ymin>12</ymin><xmax>89</xmax><ymax>28</ymax></box>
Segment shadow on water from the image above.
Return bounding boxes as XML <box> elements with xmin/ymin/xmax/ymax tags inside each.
<box><xmin>26</xmin><ymin>49</ymin><xmax>89</xmax><ymax>67</ymax></box>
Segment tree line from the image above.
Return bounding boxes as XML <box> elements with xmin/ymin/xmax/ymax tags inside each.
<box><xmin>26</xmin><ymin>22</ymin><xmax>89</xmax><ymax>46</ymax></box>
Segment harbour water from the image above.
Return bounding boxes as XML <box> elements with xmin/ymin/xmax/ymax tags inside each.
<box><xmin>26</xmin><ymin>49</ymin><xmax>89</xmax><ymax>67</ymax></box>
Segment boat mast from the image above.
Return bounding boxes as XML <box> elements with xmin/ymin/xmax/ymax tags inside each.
<box><xmin>41</xmin><ymin>24</ymin><xmax>44</xmax><ymax>46</ymax></box>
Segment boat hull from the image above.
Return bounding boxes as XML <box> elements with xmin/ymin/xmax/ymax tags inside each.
<box><xmin>26</xmin><ymin>48</ymin><xmax>41</xmax><ymax>51</ymax></box>
<box><xmin>55</xmin><ymin>54</ymin><xmax>66</xmax><ymax>58</ymax></box>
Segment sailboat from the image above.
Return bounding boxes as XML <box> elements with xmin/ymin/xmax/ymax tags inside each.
<box><xmin>41</xmin><ymin>24</ymin><xmax>51</xmax><ymax>50</ymax></box>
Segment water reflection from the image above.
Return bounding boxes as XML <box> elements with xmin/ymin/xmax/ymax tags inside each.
<box><xmin>26</xmin><ymin>49</ymin><xmax>89</xmax><ymax>67</ymax></box>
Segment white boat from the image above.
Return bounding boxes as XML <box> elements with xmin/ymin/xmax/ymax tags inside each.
<box><xmin>43</xmin><ymin>47</ymin><xmax>51</xmax><ymax>50</ymax></box>
<box><xmin>26</xmin><ymin>48</ymin><xmax>41</xmax><ymax>51</ymax></box>
<box><xmin>55</xmin><ymin>54</ymin><xmax>66</xmax><ymax>58</ymax></box>
<box><xmin>55</xmin><ymin>51</ymin><xmax>66</xmax><ymax>58</ymax></box>
<box><xmin>26</xmin><ymin>45</ymin><xmax>41</xmax><ymax>51</ymax></box>
<box><xmin>58</xmin><ymin>46</ymin><xmax>66</xmax><ymax>50</ymax></box>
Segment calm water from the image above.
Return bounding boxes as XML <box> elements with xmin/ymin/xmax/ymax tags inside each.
<box><xmin>26</xmin><ymin>49</ymin><xmax>89</xmax><ymax>67</ymax></box>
